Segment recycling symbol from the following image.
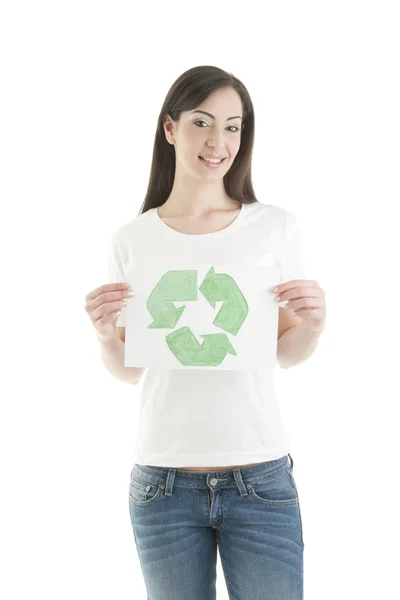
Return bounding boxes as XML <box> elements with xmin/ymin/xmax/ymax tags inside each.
<box><xmin>146</xmin><ymin>267</ymin><xmax>249</xmax><ymax>367</ymax></box>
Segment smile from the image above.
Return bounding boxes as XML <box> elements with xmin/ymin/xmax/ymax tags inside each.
<box><xmin>199</xmin><ymin>156</ymin><xmax>227</xmax><ymax>168</ymax></box>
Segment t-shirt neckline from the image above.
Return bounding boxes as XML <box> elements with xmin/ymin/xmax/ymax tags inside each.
<box><xmin>152</xmin><ymin>202</ymin><xmax>246</xmax><ymax>239</ymax></box>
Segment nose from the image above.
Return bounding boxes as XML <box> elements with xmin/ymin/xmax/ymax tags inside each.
<box><xmin>207</xmin><ymin>130</ymin><xmax>226</xmax><ymax>152</ymax></box>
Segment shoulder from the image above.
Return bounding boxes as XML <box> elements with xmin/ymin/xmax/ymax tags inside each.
<box><xmin>109</xmin><ymin>209</ymin><xmax>155</xmax><ymax>248</ymax></box>
<box><xmin>246</xmin><ymin>201</ymin><xmax>298</xmax><ymax>239</ymax></box>
<box><xmin>248</xmin><ymin>200</ymin><xmax>295</xmax><ymax>221</ymax></box>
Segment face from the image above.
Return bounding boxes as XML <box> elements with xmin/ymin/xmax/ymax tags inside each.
<box><xmin>164</xmin><ymin>87</ymin><xmax>243</xmax><ymax>179</ymax></box>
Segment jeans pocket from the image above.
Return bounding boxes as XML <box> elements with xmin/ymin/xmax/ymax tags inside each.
<box><xmin>129</xmin><ymin>471</ymin><xmax>162</xmax><ymax>508</ymax></box>
<box><xmin>288</xmin><ymin>469</ymin><xmax>305</xmax><ymax>547</ymax></box>
<box><xmin>288</xmin><ymin>467</ymin><xmax>303</xmax><ymax>502</ymax></box>
<box><xmin>248</xmin><ymin>467</ymin><xmax>299</xmax><ymax>506</ymax></box>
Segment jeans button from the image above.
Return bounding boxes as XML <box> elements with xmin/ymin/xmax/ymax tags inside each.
<box><xmin>210</xmin><ymin>478</ymin><xmax>218</xmax><ymax>486</ymax></box>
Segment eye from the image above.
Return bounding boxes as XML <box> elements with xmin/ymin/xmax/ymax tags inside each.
<box><xmin>194</xmin><ymin>120</ymin><xmax>239</xmax><ymax>133</ymax></box>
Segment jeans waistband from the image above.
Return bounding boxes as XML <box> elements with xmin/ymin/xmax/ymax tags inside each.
<box><xmin>132</xmin><ymin>453</ymin><xmax>294</xmax><ymax>497</ymax></box>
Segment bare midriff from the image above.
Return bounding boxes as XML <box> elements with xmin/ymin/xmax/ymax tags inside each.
<box><xmin>178</xmin><ymin>461</ymin><xmax>265</xmax><ymax>472</ymax></box>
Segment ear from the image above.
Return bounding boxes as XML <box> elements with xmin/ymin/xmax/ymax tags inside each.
<box><xmin>163</xmin><ymin>115</ymin><xmax>175</xmax><ymax>145</ymax></box>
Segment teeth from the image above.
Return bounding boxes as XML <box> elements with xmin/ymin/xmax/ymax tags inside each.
<box><xmin>200</xmin><ymin>157</ymin><xmax>223</xmax><ymax>163</ymax></box>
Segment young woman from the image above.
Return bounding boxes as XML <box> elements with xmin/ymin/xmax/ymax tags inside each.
<box><xmin>86</xmin><ymin>65</ymin><xmax>326</xmax><ymax>600</ymax></box>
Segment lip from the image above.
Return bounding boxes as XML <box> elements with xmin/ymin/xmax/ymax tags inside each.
<box><xmin>199</xmin><ymin>156</ymin><xmax>227</xmax><ymax>169</ymax></box>
<box><xmin>199</xmin><ymin>155</ymin><xmax>227</xmax><ymax>160</ymax></box>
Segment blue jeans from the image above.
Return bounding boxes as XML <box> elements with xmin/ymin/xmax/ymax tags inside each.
<box><xmin>128</xmin><ymin>454</ymin><xmax>304</xmax><ymax>599</ymax></box>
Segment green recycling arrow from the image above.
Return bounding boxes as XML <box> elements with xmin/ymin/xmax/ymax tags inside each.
<box><xmin>147</xmin><ymin>270</ymin><xmax>198</xmax><ymax>328</ymax></box>
<box><xmin>146</xmin><ymin>268</ymin><xmax>248</xmax><ymax>367</ymax></box>
<box><xmin>199</xmin><ymin>266</ymin><xmax>248</xmax><ymax>335</ymax></box>
<box><xmin>166</xmin><ymin>326</ymin><xmax>237</xmax><ymax>367</ymax></box>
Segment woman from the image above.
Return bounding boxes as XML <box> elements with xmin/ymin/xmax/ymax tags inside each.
<box><xmin>86</xmin><ymin>65</ymin><xmax>326</xmax><ymax>599</ymax></box>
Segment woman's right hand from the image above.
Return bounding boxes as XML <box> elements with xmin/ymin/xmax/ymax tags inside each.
<box><xmin>85</xmin><ymin>282</ymin><xmax>135</xmax><ymax>340</ymax></box>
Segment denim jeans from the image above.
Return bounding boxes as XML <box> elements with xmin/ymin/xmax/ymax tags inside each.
<box><xmin>128</xmin><ymin>454</ymin><xmax>304</xmax><ymax>599</ymax></box>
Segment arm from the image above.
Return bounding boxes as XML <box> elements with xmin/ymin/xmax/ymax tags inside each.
<box><xmin>96</xmin><ymin>327</ymin><xmax>146</xmax><ymax>384</ymax></box>
<box><xmin>277</xmin><ymin>319</ymin><xmax>324</xmax><ymax>368</ymax></box>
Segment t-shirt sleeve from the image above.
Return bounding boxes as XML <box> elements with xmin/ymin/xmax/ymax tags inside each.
<box><xmin>279</xmin><ymin>212</ymin><xmax>306</xmax><ymax>284</ymax></box>
<box><xmin>108</xmin><ymin>236</ymin><xmax>127</xmax><ymax>327</ymax></box>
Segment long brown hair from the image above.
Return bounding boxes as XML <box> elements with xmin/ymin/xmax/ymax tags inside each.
<box><xmin>137</xmin><ymin>65</ymin><xmax>259</xmax><ymax>217</ymax></box>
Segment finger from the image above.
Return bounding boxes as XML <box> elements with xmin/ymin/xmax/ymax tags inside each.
<box><xmin>85</xmin><ymin>282</ymin><xmax>129</xmax><ymax>302</ymax></box>
<box><xmin>278</xmin><ymin>288</ymin><xmax>320</xmax><ymax>302</ymax></box>
<box><xmin>274</xmin><ymin>280</ymin><xmax>319</xmax><ymax>295</ymax></box>
<box><xmin>293</xmin><ymin>307</ymin><xmax>325</xmax><ymax>319</ymax></box>
<box><xmin>288</xmin><ymin>298</ymin><xmax>322</xmax><ymax>311</ymax></box>
<box><xmin>89</xmin><ymin>290</ymin><xmax>129</xmax><ymax>321</ymax></box>
<box><xmin>96</xmin><ymin>309</ymin><xmax>121</xmax><ymax>324</ymax></box>
<box><xmin>85</xmin><ymin>284</ymin><xmax>130</xmax><ymax>315</ymax></box>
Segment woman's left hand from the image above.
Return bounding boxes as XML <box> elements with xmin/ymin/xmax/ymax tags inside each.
<box><xmin>272</xmin><ymin>280</ymin><xmax>326</xmax><ymax>332</ymax></box>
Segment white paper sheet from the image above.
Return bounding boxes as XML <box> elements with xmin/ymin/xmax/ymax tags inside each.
<box><xmin>124</xmin><ymin>262</ymin><xmax>280</xmax><ymax>370</ymax></box>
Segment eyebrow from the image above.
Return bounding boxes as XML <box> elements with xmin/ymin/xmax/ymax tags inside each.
<box><xmin>190</xmin><ymin>110</ymin><xmax>242</xmax><ymax>121</ymax></box>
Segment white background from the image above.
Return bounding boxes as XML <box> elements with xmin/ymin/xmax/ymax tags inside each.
<box><xmin>1</xmin><ymin>1</ymin><xmax>399</xmax><ymax>598</ymax></box>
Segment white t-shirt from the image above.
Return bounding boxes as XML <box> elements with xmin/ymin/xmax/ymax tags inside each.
<box><xmin>107</xmin><ymin>200</ymin><xmax>306</xmax><ymax>467</ymax></box>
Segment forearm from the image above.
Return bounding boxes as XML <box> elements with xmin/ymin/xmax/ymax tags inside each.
<box><xmin>96</xmin><ymin>332</ymin><xmax>145</xmax><ymax>384</ymax></box>
<box><xmin>277</xmin><ymin>320</ymin><xmax>325</xmax><ymax>368</ymax></box>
